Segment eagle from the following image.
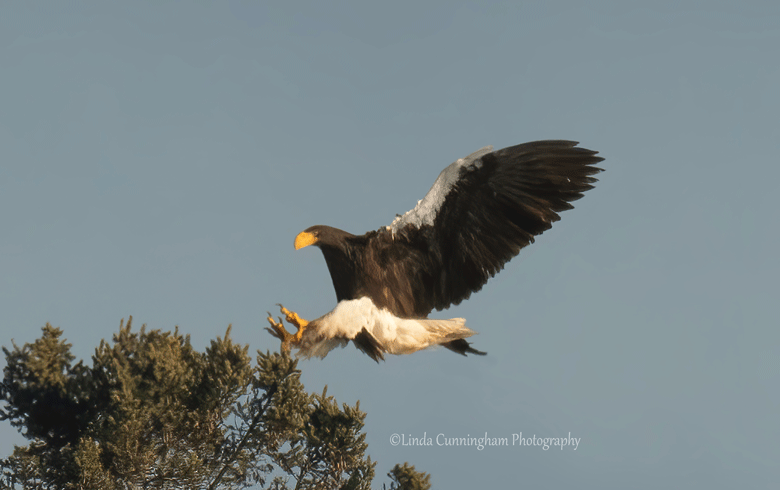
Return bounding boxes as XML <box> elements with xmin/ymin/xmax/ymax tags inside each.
<box><xmin>266</xmin><ymin>140</ymin><xmax>603</xmax><ymax>362</ymax></box>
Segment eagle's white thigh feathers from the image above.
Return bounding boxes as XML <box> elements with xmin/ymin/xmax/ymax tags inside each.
<box><xmin>297</xmin><ymin>297</ymin><xmax>476</xmax><ymax>359</ymax></box>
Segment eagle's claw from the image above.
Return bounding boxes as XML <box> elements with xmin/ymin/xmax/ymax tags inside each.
<box><xmin>265</xmin><ymin>304</ymin><xmax>310</xmax><ymax>353</ymax></box>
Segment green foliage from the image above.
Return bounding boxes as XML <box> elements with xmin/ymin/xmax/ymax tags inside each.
<box><xmin>0</xmin><ymin>319</ymin><xmax>430</xmax><ymax>489</ymax></box>
<box><xmin>386</xmin><ymin>463</ymin><xmax>431</xmax><ymax>490</ymax></box>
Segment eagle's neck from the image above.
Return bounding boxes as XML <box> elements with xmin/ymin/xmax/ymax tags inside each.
<box><xmin>315</xmin><ymin>227</ymin><xmax>363</xmax><ymax>302</ymax></box>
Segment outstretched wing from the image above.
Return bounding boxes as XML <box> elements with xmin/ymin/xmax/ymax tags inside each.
<box><xmin>385</xmin><ymin>140</ymin><xmax>603</xmax><ymax>316</ymax></box>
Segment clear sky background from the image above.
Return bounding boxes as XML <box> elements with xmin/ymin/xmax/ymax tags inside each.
<box><xmin>1</xmin><ymin>1</ymin><xmax>778</xmax><ymax>488</ymax></box>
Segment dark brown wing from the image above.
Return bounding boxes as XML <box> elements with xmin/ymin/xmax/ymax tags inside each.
<box><xmin>376</xmin><ymin>140</ymin><xmax>603</xmax><ymax>316</ymax></box>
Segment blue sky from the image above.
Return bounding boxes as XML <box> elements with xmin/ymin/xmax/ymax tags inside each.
<box><xmin>1</xmin><ymin>1</ymin><xmax>778</xmax><ymax>488</ymax></box>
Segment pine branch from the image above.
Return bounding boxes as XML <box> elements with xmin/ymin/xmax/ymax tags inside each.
<box><xmin>206</xmin><ymin>380</ymin><xmax>280</xmax><ymax>490</ymax></box>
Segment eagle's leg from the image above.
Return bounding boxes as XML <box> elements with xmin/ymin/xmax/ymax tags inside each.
<box><xmin>265</xmin><ymin>304</ymin><xmax>309</xmax><ymax>353</ymax></box>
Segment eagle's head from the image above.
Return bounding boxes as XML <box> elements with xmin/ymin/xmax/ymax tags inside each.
<box><xmin>294</xmin><ymin>225</ymin><xmax>353</xmax><ymax>250</ymax></box>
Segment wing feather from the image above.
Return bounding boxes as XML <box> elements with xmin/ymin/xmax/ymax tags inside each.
<box><xmin>381</xmin><ymin>140</ymin><xmax>603</xmax><ymax>316</ymax></box>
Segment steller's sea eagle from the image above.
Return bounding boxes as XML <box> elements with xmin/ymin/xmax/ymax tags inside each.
<box><xmin>266</xmin><ymin>140</ymin><xmax>603</xmax><ymax>362</ymax></box>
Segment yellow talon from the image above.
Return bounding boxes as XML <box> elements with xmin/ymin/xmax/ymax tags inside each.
<box><xmin>265</xmin><ymin>304</ymin><xmax>310</xmax><ymax>352</ymax></box>
<box><xmin>265</xmin><ymin>314</ymin><xmax>293</xmax><ymax>353</ymax></box>
<box><xmin>278</xmin><ymin>304</ymin><xmax>309</xmax><ymax>331</ymax></box>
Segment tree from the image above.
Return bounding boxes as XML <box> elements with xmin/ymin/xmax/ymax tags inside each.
<box><xmin>386</xmin><ymin>464</ymin><xmax>431</xmax><ymax>490</ymax></box>
<box><xmin>0</xmin><ymin>319</ymin><xmax>431</xmax><ymax>489</ymax></box>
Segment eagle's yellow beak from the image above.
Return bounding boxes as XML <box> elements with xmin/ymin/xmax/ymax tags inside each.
<box><xmin>294</xmin><ymin>231</ymin><xmax>318</xmax><ymax>250</ymax></box>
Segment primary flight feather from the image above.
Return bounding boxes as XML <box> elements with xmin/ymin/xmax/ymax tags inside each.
<box><xmin>266</xmin><ymin>140</ymin><xmax>603</xmax><ymax>361</ymax></box>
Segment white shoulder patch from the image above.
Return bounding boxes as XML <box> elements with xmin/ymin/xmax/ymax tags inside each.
<box><xmin>388</xmin><ymin>145</ymin><xmax>493</xmax><ymax>234</ymax></box>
